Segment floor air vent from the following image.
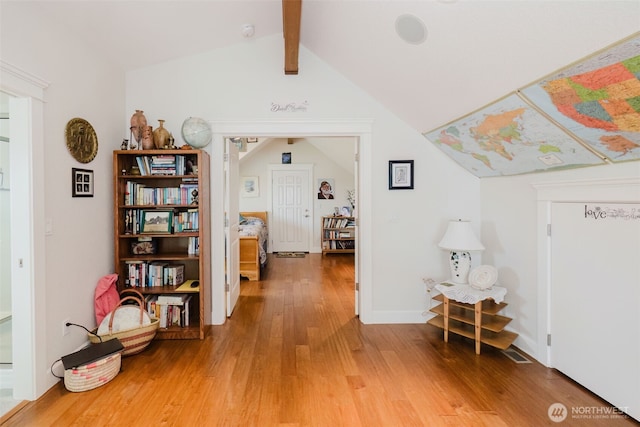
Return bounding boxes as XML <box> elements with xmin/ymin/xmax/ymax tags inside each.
<box><xmin>502</xmin><ymin>348</ymin><xmax>532</xmax><ymax>364</ymax></box>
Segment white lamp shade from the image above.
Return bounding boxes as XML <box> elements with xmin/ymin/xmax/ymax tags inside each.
<box><xmin>438</xmin><ymin>220</ymin><xmax>485</xmax><ymax>251</ymax></box>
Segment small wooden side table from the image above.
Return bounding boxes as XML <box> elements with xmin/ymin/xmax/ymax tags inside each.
<box><xmin>428</xmin><ymin>283</ymin><xmax>517</xmax><ymax>354</ymax></box>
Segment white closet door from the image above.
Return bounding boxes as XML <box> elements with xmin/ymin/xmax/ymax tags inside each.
<box><xmin>270</xmin><ymin>167</ymin><xmax>312</xmax><ymax>253</ymax></box>
<box><xmin>551</xmin><ymin>202</ymin><xmax>639</xmax><ymax>420</ymax></box>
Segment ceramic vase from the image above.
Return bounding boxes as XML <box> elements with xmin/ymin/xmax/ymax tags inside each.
<box><xmin>141</xmin><ymin>125</ymin><xmax>155</xmax><ymax>150</ymax></box>
<box><xmin>130</xmin><ymin>110</ymin><xmax>147</xmax><ymax>144</ymax></box>
<box><xmin>153</xmin><ymin>119</ymin><xmax>171</xmax><ymax>149</ymax></box>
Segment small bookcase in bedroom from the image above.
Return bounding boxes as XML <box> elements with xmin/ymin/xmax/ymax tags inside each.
<box><xmin>321</xmin><ymin>216</ymin><xmax>355</xmax><ymax>255</ymax></box>
<box><xmin>112</xmin><ymin>149</ymin><xmax>211</xmax><ymax>339</ymax></box>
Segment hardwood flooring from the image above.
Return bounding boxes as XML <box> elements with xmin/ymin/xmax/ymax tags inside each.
<box><xmin>2</xmin><ymin>254</ymin><xmax>637</xmax><ymax>426</ymax></box>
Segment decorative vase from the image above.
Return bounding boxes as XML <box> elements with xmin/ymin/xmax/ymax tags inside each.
<box><xmin>130</xmin><ymin>110</ymin><xmax>147</xmax><ymax>144</ymax></box>
<box><xmin>141</xmin><ymin>125</ymin><xmax>155</xmax><ymax>150</ymax></box>
<box><xmin>153</xmin><ymin>120</ymin><xmax>171</xmax><ymax>149</ymax></box>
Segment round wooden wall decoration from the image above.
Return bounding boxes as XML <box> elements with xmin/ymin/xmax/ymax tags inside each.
<box><xmin>65</xmin><ymin>117</ymin><xmax>98</xmax><ymax>163</ymax></box>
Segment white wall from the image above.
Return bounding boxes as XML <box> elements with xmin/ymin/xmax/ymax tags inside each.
<box><xmin>1</xmin><ymin>2</ymin><xmax>125</xmax><ymax>397</ymax></box>
<box><xmin>239</xmin><ymin>138</ymin><xmax>355</xmax><ymax>252</ymax></box>
<box><xmin>481</xmin><ymin>161</ymin><xmax>640</xmax><ymax>360</ymax></box>
<box><xmin>126</xmin><ymin>34</ymin><xmax>480</xmax><ymax>324</ymax></box>
<box><xmin>0</xmin><ymin>138</ymin><xmax>10</xmax><ymax>317</ymax></box>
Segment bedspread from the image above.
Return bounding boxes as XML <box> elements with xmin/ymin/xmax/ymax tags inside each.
<box><xmin>239</xmin><ymin>216</ymin><xmax>268</xmax><ymax>265</ymax></box>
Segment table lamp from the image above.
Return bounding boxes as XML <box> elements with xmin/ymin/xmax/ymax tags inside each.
<box><xmin>438</xmin><ymin>219</ymin><xmax>485</xmax><ymax>284</ymax></box>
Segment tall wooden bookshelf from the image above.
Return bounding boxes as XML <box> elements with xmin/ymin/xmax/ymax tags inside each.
<box><xmin>321</xmin><ymin>216</ymin><xmax>355</xmax><ymax>255</ymax></box>
<box><xmin>113</xmin><ymin>149</ymin><xmax>210</xmax><ymax>339</ymax></box>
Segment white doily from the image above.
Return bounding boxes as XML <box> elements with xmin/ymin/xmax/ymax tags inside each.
<box><xmin>469</xmin><ymin>265</ymin><xmax>498</xmax><ymax>290</ymax></box>
<box><xmin>435</xmin><ymin>283</ymin><xmax>507</xmax><ymax>304</ymax></box>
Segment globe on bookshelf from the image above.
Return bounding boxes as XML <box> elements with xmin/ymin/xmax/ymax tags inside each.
<box><xmin>181</xmin><ymin>117</ymin><xmax>212</xmax><ymax>148</ymax></box>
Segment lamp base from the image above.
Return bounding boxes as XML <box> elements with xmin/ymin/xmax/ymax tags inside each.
<box><xmin>449</xmin><ymin>250</ymin><xmax>472</xmax><ymax>284</ymax></box>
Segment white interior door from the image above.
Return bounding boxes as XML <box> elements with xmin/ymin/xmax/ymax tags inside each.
<box><xmin>550</xmin><ymin>202</ymin><xmax>640</xmax><ymax>420</ymax></box>
<box><xmin>269</xmin><ymin>165</ymin><xmax>312</xmax><ymax>253</ymax></box>
<box><xmin>225</xmin><ymin>140</ymin><xmax>240</xmax><ymax>316</ymax></box>
<box><xmin>353</xmin><ymin>141</ymin><xmax>359</xmax><ymax>316</ymax></box>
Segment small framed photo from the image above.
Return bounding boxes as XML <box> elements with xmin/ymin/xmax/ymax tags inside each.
<box><xmin>282</xmin><ymin>152</ymin><xmax>292</xmax><ymax>164</ymax></box>
<box><xmin>241</xmin><ymin>176</ymin><xmax>259</xmax><ymax>197</ymax></box>
<box><xmin>141</xmin><ymin>210</ymin><xmax>173</xmax><ymax>234</ymax></box>
<box><xmin>388</xmin><ymin>160</ymin><xmax>414</xmax><ymax>190</ymax></box>
<box><xmin>340</xmin><ymin>206</ymin><xmax>351</xmax><ymax>217</ymax></box>
<box><xmin>131</xmin><ymin>238</ymin><xmax>157</xmax><ymax>255</ymax></box>
<box><xmin>72</xmin><ymin>168</ymin><xmax>94</xmax><ymax>197</ymax></box>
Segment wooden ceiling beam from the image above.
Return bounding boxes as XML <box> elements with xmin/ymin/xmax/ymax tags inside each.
<box><xmin>282</xmin><ymin>0</ymin><xmax>301</xmax><ymax>75</ymax></box>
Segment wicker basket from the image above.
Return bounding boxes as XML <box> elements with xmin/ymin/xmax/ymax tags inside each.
<box><xmin>90</xmin><ymin>292</ymin><xmax>159</xmax><ymax>356</ymax></box>
<box><xmin>64</xmin><ymin>352</ymin><xmax>122</xmax><ymax>392</ymax></box>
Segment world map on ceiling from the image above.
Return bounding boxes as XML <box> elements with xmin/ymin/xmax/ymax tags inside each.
<box><xmin>424</xmin><ymin>32</ymin><xmax>640</xmax><ymax>177</ymax></box>
<box><xmin>520</xmin><ymin>33</ymin><xmax>640</xmax><ymax>163</ymax></box>
<box><xmin>423</xmin><ymin>94</ymin><xmax>605</xmax><ymax>177</ymax></box>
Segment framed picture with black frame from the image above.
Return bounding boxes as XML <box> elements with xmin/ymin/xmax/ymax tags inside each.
<box><xmin>72</xmin><ymin>168</ymin><xmax>94</xmax><ymax>197</ymax></box>
<box><xmin>388</xmin><ymin>160</ymin><xmax>414</xmax><ymax>190</ymax></box>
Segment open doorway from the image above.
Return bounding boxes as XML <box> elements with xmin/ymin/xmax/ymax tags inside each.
<box><xmin>0</xmin><ymin>71</ymin><xmax>47</xmax><ymax>409</ymax></box>
<box><xmin>210</xmin><ymin>121</ymin><xmax>371</xmax><ymax>324</ymax></box>
<box><xmin>233</xmin><ymin>136</ymin><xmax>355</xmax><ymax>279</ymax></box>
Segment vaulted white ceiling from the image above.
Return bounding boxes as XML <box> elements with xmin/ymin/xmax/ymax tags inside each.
<box><xmin>5</xmin><ymin>1</ymin><xmax>639</xmax><ymax>136</ymax></box>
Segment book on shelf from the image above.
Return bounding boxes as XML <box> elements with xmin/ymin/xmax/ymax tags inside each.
<box><xmin>174</xmin><ymin>209</ymin><xmax>199</xmax><ymax>233</ymax></box>
<box><xmin>323</xmin><ymin>216</ymin><xmax>353</xmax><ymax>229</ymax></box>
<box><xmin>156</xmin><ymin>294</ymin><xmax>192</xmax><ymax>328</ymax></box>
<box><xmin>164</xmin><ymin>264</ymin><xmax>184</xmax><ymax>286</ymax></box>
<box><xmin>157</xmin><ymin>294</ymin><xmax>189</xmax><ymax>305</ymax></box>
<box><xmin>124</xmin><ymin>261</ymin><xmax>191</xmax><ymax>288</ymax></box>
<box><xmin>128</xmin><ymin>154</ymin><xmax>190</xmax><ymax>176</ymax></box>
<box><xmin>148</xmin><ymin>261</ymin><xmax>168</xmax><ymax>287</ymax></box>
<box><xmin>188</xmin><ymin>237</ymin><xmax>200</xmax><ymax>255</ymax></box>
<box><xmin>125</xmin><ymin>260</ymin><xmax>144</xmax><ymax>288</ymax></box>
<box><xmin>124</xmin><ymin>181</ymin><xmax>198</xmax><ymax>207</ymax></box>
<box><xmin>145</xmin><ymin>294</ymin><xmax>160</xmax><ymax>319</ymax></box>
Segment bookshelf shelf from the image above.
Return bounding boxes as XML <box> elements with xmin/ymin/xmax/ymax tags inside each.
<box><xmin>113</xmin><ymin>149</ymin><xmax>210</xmax><ymax>340</ymax></box>
<box><xmin>321</xmin><ymin>216</ymin><xmax>355</xmax><ymax>255</ymax></box>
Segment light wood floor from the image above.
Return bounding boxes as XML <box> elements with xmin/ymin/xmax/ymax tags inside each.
<box><xmin>2</xmin><ymin>254</ymin><xmax>637</xmax><ymax>426</ymax></box>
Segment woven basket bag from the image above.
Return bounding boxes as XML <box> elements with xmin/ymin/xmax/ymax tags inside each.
<box><xmin>89</xmin><ymin>290</ymin><xmax>159</xmax><ymax>356</ymax></box>
<box><xmin>64</xmin><ymin>352</ymin><xmax>122</xmax><ymax>392</ymax></box>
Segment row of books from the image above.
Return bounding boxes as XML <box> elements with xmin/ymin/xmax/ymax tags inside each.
<box><xmin>125</xmin><ymin>261</ymin><xmax>184</xmax><ymax>288</ymax></box>
<box><xmin>134</xmin><ymin>155</ymin><xmax>190</xmax><ymax>176</ymax></box>
<box><xmin>324</xmin><ymin>230</ymin><xmax>354</xmax><ymax>239</ymax></box>
<box><xmin>145</xmin><ymin>294</ymin><xmax>193</xmax><ymax>328</ymax></box>
<box><xmin>123</xmin><ymin>180</ymin><xmax>199</xmax><ymax>206</ymax></box>
<box><xmin>123</xmin><ymin>208</ymin><xmax>199</xmax><ymax>235</ymax></box>
<box><xmin>188</xmin><ymin>237</ymin><xmax>200</xmax><ymax>255</ymax></box>
<box><xmin>322</xmin><ymin>240</ymin><xmax>355</xmax><ymax>250</ymax></box>
<box><xmin>323</xmin><ymin>216</ymin><xmax>355</xmax><ymax>229</ymax></box>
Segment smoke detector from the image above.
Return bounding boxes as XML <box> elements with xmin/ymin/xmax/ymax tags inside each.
<box><xmin>242</xmin><ymin>24</ymin><xmax>255</xmax><ymax>38</ymax></box>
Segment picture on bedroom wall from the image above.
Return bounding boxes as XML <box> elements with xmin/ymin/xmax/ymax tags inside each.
<box><xmin>317</xmin><ymin>179</ymin><xmax>335</xmax><ymax>199</ymax></box>
<box><xmin>241</xmin><ymin>176</ymin><xmax>259</xmax><ymax>197</ymax></box>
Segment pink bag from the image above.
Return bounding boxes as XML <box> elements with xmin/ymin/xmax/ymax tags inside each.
<box><xmin>94</xmin><ymin>274</ymin><xmax>120</xmax><ymax>325</ymax></box>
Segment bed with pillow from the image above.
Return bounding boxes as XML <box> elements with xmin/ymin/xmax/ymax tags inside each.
<box><xmin>239</xmin><ymin>211</ymin><xmax>268</xmax><ymax>281</ymax></box>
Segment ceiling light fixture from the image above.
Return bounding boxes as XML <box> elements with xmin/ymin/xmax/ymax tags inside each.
<box><xmin>242</xmin><ymin>24</ymin><xmax>255</xmax><ymax>38</ymax></box>
<box><xmin>395</xmin><ymin>14</ymin><xmax>427</xmax><ymax>45</ymax></box>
